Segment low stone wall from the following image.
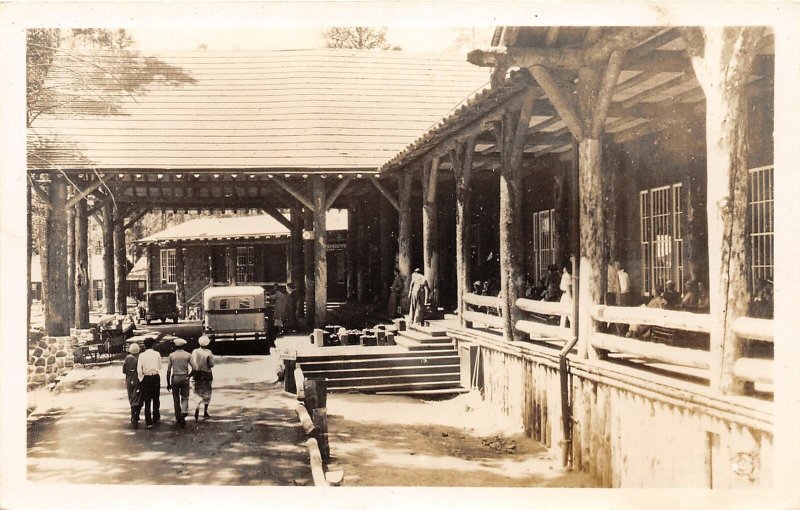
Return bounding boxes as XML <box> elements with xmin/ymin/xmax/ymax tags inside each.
<box><xmin>27</xmin><ymin>333</ymin><xmax>77</xmax><ymax>390</ymax></box>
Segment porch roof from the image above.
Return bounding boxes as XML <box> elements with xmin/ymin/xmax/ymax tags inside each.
<box><xmin>135</xmin><ymin>210</ymin><xmax>347</xmax><ymax>245</ymax></box>
<box><xmin>28</xmin><ymin>49</ymin><xmax>490</xmax><ymax>173</ymax></box>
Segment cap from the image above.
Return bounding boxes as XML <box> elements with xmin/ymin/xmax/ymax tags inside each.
<box><xmin>173</xmin><ymin>338</ymin><xmax>187</xmax><ymax>347</ymax></box>
<box><xmin>128</xmin><ymin>343</ymin><xmax>140</xmax><ymax>354</ymax></box>
<box><xmin>198</xmin><ymin>335</ymin><xmax>211</xmax><ymax>347</ymax></box>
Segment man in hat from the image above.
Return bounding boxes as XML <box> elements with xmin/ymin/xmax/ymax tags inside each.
<box><xmin>190</xmin><ymin>335</ymin><xmax>215</xmax><ymax>420</ymax></box>
<box><xmin>166</xmin><ymin>338</ymin><xmax>192</xmax><ymax>426</ymax></box>
<box><xmin>137</xmin><ymin>337</ymin><xmax>162</xmax><ymax>429</ymax></box>
<box><xmin>122</xmin><ymin>343</ymin><xmax>143</xmax><ymax>428</ymax></box>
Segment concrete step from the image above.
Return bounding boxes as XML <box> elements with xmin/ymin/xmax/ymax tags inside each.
<box><xmin>295</xmin><ymin>348</ymin><xmax>455</xmax><ymax>363</ymax></box>
<box><xmin>301</xmin><ymin>363</ymin><xmax>460</xmax><ymax>380</ymax></box>
<box><xmin>377</xmin><ymin>387</ymin><xmax>470</xmax><ymax>396</ymax></box>
<box><xmin>299</xmin><ymin>354</ymin><xmax>460</xmax><ymax>372</ymax></box>
<box><xmin>408</xmin><ymin>323</ymin><xmax>448</xmax><ymax>337</ymax></box>
<box><xmin>393</xmin><ymin>336</ymin><xmax>455</xmax><ymax>351</ymax></box>
<box><xmin>330</xmin><ymin>378</ymin><xmax>464</xmax><ymax>394</ymax></box>
<box><xmin>396</xmin><ymin>329</ymin><xmax>453</xmax><ymax>344</ymax></box>
<box><xmin>323</xmin><ymin>372</ymin><xmax>460</xmax><ymax>389</ymax></box>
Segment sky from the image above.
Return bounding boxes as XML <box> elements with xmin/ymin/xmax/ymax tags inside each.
<box><xmin>130</xmin><ymin>26</ymin><xmax>494</xmax><ymax>54</ymax></box>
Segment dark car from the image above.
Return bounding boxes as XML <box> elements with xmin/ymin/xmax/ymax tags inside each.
<box><xmin>125</xmin><ymin>332</ymin><xmax>185</xmax><ymax>357</ymax></box>
<box><xmin>141</xmin><ymin>290</ymin><xmax>179</xmax><ymax>325</ymax></box>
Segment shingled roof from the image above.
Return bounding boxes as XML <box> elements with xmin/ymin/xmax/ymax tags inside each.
<box><xmin>28</xmin><ymin>49</ymin><xmax>490</xmax><ymax>172</ymax></box>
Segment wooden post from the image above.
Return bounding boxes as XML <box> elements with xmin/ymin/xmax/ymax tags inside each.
<box><xmin>102</xmin><ymin>201</ymin><xmax>115</xmax><ymax>314</ymax></box>
<box><xmin>498</xmin><ymin>90</ymin><xmax>537</xmax><ymax>342</ymax></box>
<box><xmin>684</xmin><ymin>27</ymin><xmax>764</xmax><ymax>394</ymax></box>
<box><xmin>346</xmin><ymin>203</ymin><xmax>358</xmax><ymax>301</ymax></box>
<box><xmin>356</xmin><ymin>201</ymin><xmax>367</xmax><ymax>303</ymax></box>
<box><xmin>289</xmin><ymin>207</ymin><xmax>304</xmax><ymax>289</ymax></box>
<box><xmin>304</xmin><ymin>208</ymin><xmax>315</xmax><ymax>327</ymax></box>
<box><xmin>421</xmin><ymin>157</ymin><xmax>440</xmax><ymax>307</ymax></box>
<box><xmin>74</xmin><ymin>199</ymin><xmax>90</xmax><ymax>328</ymax></box>
<box><xmin>66</xmin><ymin>205</ymin><xmax>76</xmax><ymax>328</ymax></box>
<box><xmin>397</xmin><ymin>173</ymin><xmax>413</xmax><ymax>312</ymax></box>
<box><xmin>44</xmin><ymin>172</ymin><xmax>69</xmax><ymax>336</ymax></box>
<box><xmin>379</xmin><ymin>194</ymin><xmax>393</xmax><ymax>306</ymax></box>
<box><xmin>175</xmin><ymin>247</ymin><xmax>185</xmax><ymax>319</ymax></box>
<box><xmin>453</xmin><ymin>138</ymin><xmax>476</xmax><ymax>327</ymax></box>
<box><xmin>312</xmin><ymin>177</ymin><xmax>327</xmax><ymax>328</ymax></box>
<box><xmin>312</xmin><ymin>408</ymin><xmax>330</xmax><ymax>461</ymax></box>
<box><xmin>113</xmin><ymin>211</ymin><xmax>127</xmax><ymax>315</ymax></box>
<box><xmin>226</xmin><ymin>246</ymin><xmax>237</xmax><ymax>285</ymax></box>
<box><xmin>144</xmin><ymin>245</ymin><xmax>152</xmax><ymax>293</ymax></box>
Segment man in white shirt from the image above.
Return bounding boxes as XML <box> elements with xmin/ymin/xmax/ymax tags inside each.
<box><xmin>616</xmin><ymin>263</ymin><xmax>632</xmax><ymax>305</ymax></box>
<box><xmin>137</xmin><ymin>337</ymin><xmax>162</xmax><ymax>429</ymax></box>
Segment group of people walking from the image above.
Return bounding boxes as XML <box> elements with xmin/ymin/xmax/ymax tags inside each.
<box><xmin>122</xmin><ymin>335</ymin><xmax>215</xmax><ymax>429</ymax></box>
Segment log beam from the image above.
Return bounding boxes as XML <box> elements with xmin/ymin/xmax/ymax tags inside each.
<box><xmin>421</xmin><ymin>157</ymin><xmax>440</xmax><ymax>307</ymax></box>
<box><xmin>272</xmin><ymin>177</ymin><xmax>313</xmax><ymax>210</ymax></box>
<box><xmin>123</xmin><ymin>207</ymin><xmax>151</xmax><ymax>231</ymax></box>
<box><xmin>65</xmin><ymin>176</ymin><xmax>114</xmax><ymax>210</ymax></box>
<box><xmin>102</xmin><ymin>201</ymin><xmax>115</xmax><ymax>314</ymax></box>
<box><xmin>311</xmin><ymin>177</ymin><xmax>328</xmax><ymax>327</ymax></box>
<box><xmin>397</xmin><ymin>173</ymin><xmax>413</xmax><ymax>312</ymax></box>
<box><xmin>28</xmin><ymin>176</ymin><xmax>52</xmax><ymax>210</ymax></box>
<box><xmin>368</xmin><ymin>176</ymin><xmax>400</xmax><ymax>212</ymax></box>
<box><xmin>530</xmin><ymin>65</ymin><xmax>586</xmax><ymax>140</ymax></box>
<box><xmin>498</xmin><ymin>88</ymin><xmax>537</xmax><ymax>341</ymax></box>
<box><xmin>44</xmin><ymin>172</ymin><xmax>69</xmax><ymax>335</ymax></box>
<box><xmin>685</xmin><ymin>26</ymin><xmax>766</xmax><ymax>395</ymax></box>
<box><xmin>74</xmin><ymin>199</ymin><xmax>90</xmax><ymax>328</ymax></box>
<box><xmin>261</xmin><ymin>205</ymin><xmax>293</xmax><ymax>230</ymax></box>
<box><xmin>325</xmin><ymin>176</ymin><xmax>352</xmax><ymax>211</ymax></box>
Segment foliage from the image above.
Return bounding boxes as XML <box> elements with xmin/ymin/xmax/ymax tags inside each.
<box><xmin>323</xmin><ymin>27</ymin><xmax>396</xmax><ymax>50</ymax></box>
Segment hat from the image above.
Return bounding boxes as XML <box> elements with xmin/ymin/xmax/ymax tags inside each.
<box><xmin>173</xmin><ymin>338</ymin><xmax>187</xmax><ymax>347</ymax></box>
<box><xmin>128</xmin><ymin>343</ymin><xmax>140</xmax><ymax>354</ymax></box>
<box><xmin>198</xmin><ymin>335</ymin><xmax>211</xmax><ymax>347</ymax></box>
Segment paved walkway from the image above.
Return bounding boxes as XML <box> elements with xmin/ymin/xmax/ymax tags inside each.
<box><xmin>27</xmin><ymin>354</ymin><xmax>312</xmax><ymax>486</ymax></box>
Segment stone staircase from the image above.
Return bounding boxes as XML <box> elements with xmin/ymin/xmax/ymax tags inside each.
<box><xmin>296</xmin><ymin>323</ymin><xmax>466</xmax><ymax>396</ymax></box>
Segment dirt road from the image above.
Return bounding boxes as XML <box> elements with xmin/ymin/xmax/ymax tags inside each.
<box><xmin>27</xmin><ymin>355</ymin><xmax>312</xmax><ymax>486</ymax></box>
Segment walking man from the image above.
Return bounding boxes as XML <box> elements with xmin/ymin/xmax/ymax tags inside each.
<box><xmin>166</xmin><ymin>338</ymin><xmax>192</xmax><ymax>427</ymax></box>
<box><xmin>407</xmin><ymin>268</ymin><xmax>429</xmax><ymax>325</ymax></box>
<box><xmin>137</xmin><ymin>337</ymin><xmax>162</xmax><ymax>430</ymax></box>
<box><xmin>122</xmin><ymin>343</ymin><xmax>143</xmax><ymax>428</ymax></box>
<box><xmin>190</xmin><ymin>335</ymin><xmax>215</xmax><ymax>420</ymax></box>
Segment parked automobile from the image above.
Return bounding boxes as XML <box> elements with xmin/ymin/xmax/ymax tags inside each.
<box><xmin>140</xmin><ymin>290</ymin><xmax>179</xmax><ymax>325</ymax></box>
<box><xmin>125</xmin><ymin>332</ymin><xmax>184</xmax><ymax>357</ymax></box>
<box><xmin>203</xmin><ymin>285</ymin><xmax>273</xmax><ymax>346</ymax></box>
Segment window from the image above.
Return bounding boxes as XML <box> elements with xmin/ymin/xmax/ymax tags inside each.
<box><xmin>94</xmin><ymin>280</ymin><xmax>104</xmax><ymax>302</ymax></box>
<box><xmin>749</xmin><ymin>165</ymin><xmax>774</xmax><ymax>285</ymax></box>
<box><xmin>640</xmin><ymin>183</ymin><xmax>684</xmax><ymax>295</ymax></box>
<box><xmin>532</xmin><ymin>209</ymin><xmax>556</xmax><ymax>282</ymax></box>
<box><xmin>219</xmin><ymin>298</ymin><xmax>231</xmax><ymax>310</ymax></box>
<box><xmin>239</xmin><ymin>297</ymin><xmax>252</xmax><ymax>309</ymax></box>
<box><xmin>236</xmin><ymin>246</ymin><xmax>255</xmax><ymax>283</ymax></box>
<box><xmin>160</xmin><ymin>249</ymin><xmax>176</xmax><ymax>284</ymax></box>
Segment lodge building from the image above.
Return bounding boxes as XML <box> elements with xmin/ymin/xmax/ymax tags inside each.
<box><xmin>28</xmin><ymin>26</ymin><xmax>789</xmax><ymax>488</ymax></box>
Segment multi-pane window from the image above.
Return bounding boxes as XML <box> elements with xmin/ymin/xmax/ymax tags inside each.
<box><xmin>532</xmin><ymin>209</ymin><xmax>557</xmax><ymax>282</ymax></box>
<box><xmin>236</xmin><ymin>246</ymin><xmax>255</xmax><ymax>283</ymax></box>
<box><xmin>748</xmin><ymin>165</ymin><xmax>774</xmax><ymax>285</ymax></box>
<box><xmin>94</xmin><ymin>280</ymin><xmax>104</xmax><ymax>302</ymax></box>
<box><xmin>640</xmin><ymin>183</ymin><xmax>684</xmax><ymax>295</ymax></box>
<box><xmin>160</xmin><ymin>249</ymin><xmax>176</xmax><ymax>284</ymax></box>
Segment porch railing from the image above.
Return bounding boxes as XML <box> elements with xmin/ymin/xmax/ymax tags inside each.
<box><xmin>462</xmin><ymin>292</ymin><xmax>503</xmax><ymax>329</ymax></box>
<box><xmin>732</xmin><ymin>317</ymin><xmax>774</xmax><ymax>388</ymax></box>
<box><xmin>514</xmin><ymin>298</ymin><xmax>574</xmax><ymax>342</ymax></box>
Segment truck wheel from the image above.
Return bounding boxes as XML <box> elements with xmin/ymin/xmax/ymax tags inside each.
<box><xmin>173</xmin><ymin>317</ymin><xmax>178</xmax><ymax>324</ymax></box>
<box><xmin>161</xmin><ymin>318</ymin><xmax>166</xmax><ymax>324</ymax></box>
<box><xmin>146</xmin><ymin>318</ymin><xmax>151</xmax><ymax>325</ymax></box>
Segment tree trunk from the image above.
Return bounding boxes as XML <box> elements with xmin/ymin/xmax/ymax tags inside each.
<box><xmin>114</xmin><ymin>214</ymin><xmax>127</xmax><ymax>315</ymax></box>
<box><xmin>312</xmin><ymin>177</ymin><xmax>327</xmax><ymax>328</ymax></box>
<box><xmin>379</xmin><ymin>195</ymin><xmax>393</xmax><ymax>306</ymax></box>
<box><xmin>74</xmin><ymin>199</ymin><xmax>89</xmax><ymax>328</ymax></box>
<box><xmin>175</xmin><ymin>247</ymin><xmax>185</xmax><ymax>319</ymax></box>
<box><xmin>304</xmin><ymin>208</ymin><xmax>314</xmax><ymax>327</ymax></box>
<box><xmin>356</xmin><ymin>201</ymin><xmax>367</xmax><ymax>303</ymax></box>
<box><xmin>454</xmin><ymin>139</ymin><xmax>475</xmax><ymax>326</ymax></box>
<box><xmin>289</xmin><ymin>207</ymin><xmax>304</xmax><ymax>288</ymax></box>
<box><xmin>397</xmin><ymin>173</ymin><xmax>413</xmax><ymax>312</ymax></box>
<box><xmin>421</xmin><ymin>158</ymin><xmax>440</xmax><ymax>307</ymax></box>
<box><xmin>66</xmin><ymin>205</ymin><xmax>76</xmax><ymax>328</ymax></box>
<box><xmin>44</xmin><ymin>173</ymin><xmax>70</xmax><ymax>336</ymax></box>
<box><xmin>102</xmin><ymin>201</ymin><xmax>115</xmax><ymax>314</ymax></box>
<box><xmin>346</xmin><ymin>204</ymin><xmax>358</xmax><ymax>301</ymax></box>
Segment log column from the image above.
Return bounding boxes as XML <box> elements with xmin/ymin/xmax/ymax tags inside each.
<box><xmin>346</xmin><ymin>203</ymin><xmax>358</xmax><ymax>301</ymax></box>
<box><xmin>289</xmin><ymin>207</ymin><xmax>304</xmax><ymax>289</ymax></box>
<box><xmin>113</xmin><ymin>209</ymin><xmax>127</xmax><ymax>316</ymax></box>
<box><xmin>452</xmin><ymin>138</ymin><xmax>476</xmax><ymax>326</ymax></box>
<box><xmin>44</xmin><ymin>172</ymin><xmax>69</xmax><ymax>336</ymax></box>
<box><xmin>66</xmin><ymin>206</ymin><xmax>76</xmax><ymax>328</ymax></box>
<box><xmin>397</xmin><ymin>173</ymin><xmax>413</xmax><ymax>312</ymax></box>
<box><xmin>304</xmin><ymin>208</ymin><xmax>315</xmax><ymax>327</ymax></box>
<box><xmin>379</xmin><ymin>191</ymin><xmax>394</xmax><ymax>306</ymax></box>
<box><xmin>497</xmin><ymin>90</ymin><xmax>537</xmax><ymax>341</ymax></box>
<box><xmin>145</xmin><ymin>245</ymin><xmax>152</xmax><ymax>292</ymax></box>
<box><xmin>684</xmin><ymin>27</ymin><xmax>765</xmax><ymax>394</ymax></box>
<box><xmin>74</xmin><ymin>199</ymin><xmax>90</xmax><ymax>328</ymax></box>
<box><xmin>421</xmin><ymin>157</ymin><xmax>440</xmax><ymax>307</ymax></box>
<box><xmin>226</xmin><ymin>246</ymin><xmax>237</xmax><ymax>285</ymax></box>
<box><xmin>356</xmin><ymin>201</ymin><xmax>367</xmax><ymax>303</ymax></box>
<box><xmin>102</xmin><ymin>201</ymin><xmax>115</xmax><ymax>313</ymax></box>
<box><xmin>175</xmin><ymin>247</ymin><xmax>185</xmax><ymax>319</ymax></box>
<box><xmin>311</xmin><ymin>177</ymin><xmax>327</xmax><ymax>327</ymax></box>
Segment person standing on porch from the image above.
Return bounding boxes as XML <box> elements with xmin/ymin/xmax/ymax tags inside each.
<box><xmin>388</xmin><ymin>267</ymin><xmax>404</xmax><ymax>318</ymax></box>
<box><xmin>408</xmin><ymin>268</ymin><xmax>429</xmax><ymax>325</ymax></box>
<box><xmin>190</xmin><ymin>335</ymin><xmax>215</xmax><ymax>420</ymax></box>
<box><xmin>122</xmin><ymin>343</ymin><xmax>143</xmax><ymax>429</ymax></box>
<box><xmin>617</xmin><ymin>263</ymin><xmax>632</xmax><ymax>306</ymax></box>
<box><xmin>166</xmin><ymin>338</ymin><xmax>191</xmax><ymax>427</ymax></box>
<box><xmin>286</xmin><ymin>282</ymin><xmax>300</xmax><ymax>332</ymax></box>
<box><xmin>607</xmin><ymin>261</ymin><xmax>620</xmax><ymax>306</ymax></box>
<box><xmin>559</xmin><ymin>262</ymin><xmax>573</xmax><ymax>328</ymax></box>
<box><xmin>136</xmin><ymin>337</ymin><xmax>162</xmax><ymax>430</ymax></box>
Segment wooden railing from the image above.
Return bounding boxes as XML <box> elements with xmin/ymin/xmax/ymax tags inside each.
<box><xmin>514</xmin><ymin>298</ymin><xmax>574</xmax><ymax>342</ymax></box>
<box><xmin>462</xmin><ymin>292</ymin><xmax>503</xmax><ymax>329</ymax></box>
<box><xmin>732</xmin><ymin>317</ymin><xmax>774</xmax><ymax>388</ymax></box>
<box><xmin>590</xmin><ymin>305</ymin><xmax>711</xmax><ymax>369</ymax></box>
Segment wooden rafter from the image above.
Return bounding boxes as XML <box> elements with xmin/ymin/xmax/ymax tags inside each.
<box><xmin>325</xmin><ymin>176</ymin><xmax>352</xmax><ymax>211</ymax></box>
<box><xmin>261</xmin><ymin>205</ymin><xmax>294</xmax><ymax>230</ymax></box>
<box><xmin>66</xmin><ymin>175</ymin><xmax>114</xmax><ymax>209</ymax></box>
<box><xmin>530</xmin><ymin>65</ymin><xmax>586</xmax><ymax>140</ymax></box>
<box><xmin>367</xmin><ymin>176</ymin><xmax>400</xmax><ymax>212</ymax></box>
<box><xmin>590</xmin><ymin>50</ymin><xmax>626</xmax><ymax>138</ymax></box>
<box><xmin>123</xmin><ymin>207</ymin><xmax>151</xmax><ymax>230</ymax></box>
<box><xmin>28</xmin><ymin>175</ymin><xmax>52</xmax><ymax>210</ymax></box>
<box><xmin>272</xmin><ymin>177</ymin><xmax>313</xmax><ymax>210</ymax></box>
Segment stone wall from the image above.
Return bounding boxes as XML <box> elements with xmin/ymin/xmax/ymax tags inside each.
<box><xmin>27</xmin><ymin>333</ymin><xmax>77</xmax><ymax>390</ymax></box>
